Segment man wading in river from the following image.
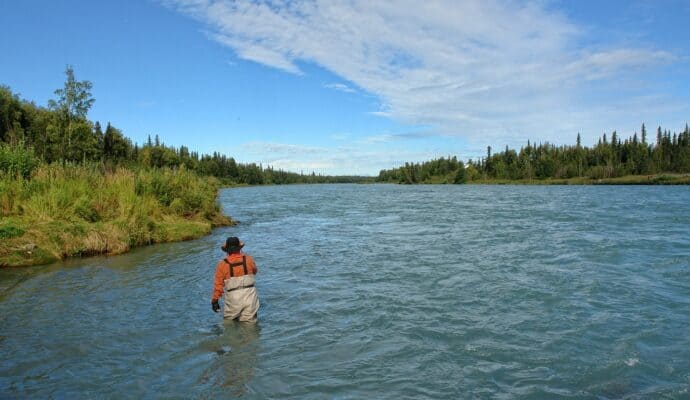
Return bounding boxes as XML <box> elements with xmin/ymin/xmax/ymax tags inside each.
<box><xmin>211</xmin><ymin>237</ymin><xmax>260</xmax><ymax>322</ymax></box>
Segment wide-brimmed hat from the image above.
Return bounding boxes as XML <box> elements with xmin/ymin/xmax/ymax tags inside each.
<box><xmin>221</xmin><ymin>236</ymin><xmax>244</xmax><ymax>253</ymax></box>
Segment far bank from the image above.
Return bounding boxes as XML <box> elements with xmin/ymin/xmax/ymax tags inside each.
<box><xmin>465</xmin><ymin>173</ymin><xmax>690</xmax><ymax>185</ymax></box>
<box><xmin>379</xmin><ymin>173</ymin><xmax>690</xmax><ymax>185</ymax></box>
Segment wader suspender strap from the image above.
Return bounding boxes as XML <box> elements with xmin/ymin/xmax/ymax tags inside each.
<box><xmin>223</xmin><ymin>256</ymin><xmax>248</xmax><ymax>278</ymax></box>
<box><xmin>223</xmin><ymin>256</ymin><xmax>253</xmax><ymax>292</ymax></box>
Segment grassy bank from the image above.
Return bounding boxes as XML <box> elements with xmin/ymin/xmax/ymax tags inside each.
<box><xmin>0</xmin><ymin>164</ymin><xmax>233</xmax><ymax>267</ymax></box>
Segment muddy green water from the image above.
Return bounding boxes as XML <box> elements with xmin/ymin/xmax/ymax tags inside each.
<box><xmin>1</xmin><ymin>184</ymin><xmax>689</xmax><ymax>398</ymax></box>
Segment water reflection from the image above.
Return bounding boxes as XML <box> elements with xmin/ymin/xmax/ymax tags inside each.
<box><xmin>198</xmin><ymin>321</ymin><xmax>260</xmax><ymax>396</ymax></box>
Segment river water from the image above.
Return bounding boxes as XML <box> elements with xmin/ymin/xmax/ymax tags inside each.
<box><xmin>1</xmin><ymin>184</ymin><xmax>689</xmax><ymax>399</ymax></box>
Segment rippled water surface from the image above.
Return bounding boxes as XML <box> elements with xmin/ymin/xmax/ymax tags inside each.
<box><xmin>2</xmin><ymin>184</ymin><xmax>690</xmax><ymax>398</ymax></box>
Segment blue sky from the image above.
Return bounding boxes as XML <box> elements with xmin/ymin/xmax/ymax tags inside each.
<box><xmin>1</xmin><ymin>0</ymin><xmax>689</xmax><ymax>175</ymax></box>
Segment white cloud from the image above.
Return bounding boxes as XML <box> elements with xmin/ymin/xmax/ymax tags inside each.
<box><xmin>242</xmin><ymin>141</ymin><xmax>327</xmax><ymax>155</ymax></box>
<box><xmin>360</xmin><ymin>134</ymin><xmax>395</xmax><ymax>144</ymax></box>
<box><xmin>324</xmin><ymin>82</ymin><xmax>357</xmax><ymax>93</ymax></box>
<box><xmin>238</xmin><ymin>140</ymin><xmax>450</xmax><ymax>176</ymax></box>
<box><xmin>359</xmin><ymin>131</ymin><xmax>440</xmax><ymax>144</ymax></box>
<box><xmin>211</xmin><ymin>32</ymin><xmax>302</xmax><ymax>74</ymax></box>
<box><xmin>167</xmin><ymin>0</ymin><xmax>686</xmax><ymax>168</ymax></box>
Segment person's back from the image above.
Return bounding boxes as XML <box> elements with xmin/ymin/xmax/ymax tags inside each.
<box><xmin>211</xmin><ymin>237</ymin><xmax>260</xmax><ymax>322</ymax></box>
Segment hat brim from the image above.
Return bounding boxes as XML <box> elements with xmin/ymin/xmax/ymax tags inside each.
<box><xmin>221</xmin><ymin>241</ymin><xmax>244</xmax><ymax>252</ymax></box>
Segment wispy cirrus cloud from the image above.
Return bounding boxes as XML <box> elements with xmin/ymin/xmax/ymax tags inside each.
<box><xmin>360</xmin><ymin>130</ymin><xmax>441</xmax><ymax>144</ymax></box>
<box><xmin>242</xmin><ymin>141</ymin><xmax>327</xmax><ymax>155</ymax></box>
<box><xmin>239</xmin><ymin>140</ymin><xmax>448</xmax><ymax>175</ymax></box>
<box><xmin>167</xmin><ymin>0</ymin><xmax>687</xmax><ymax>163</ymax></box>
<box><xmin>324</xmin><ymin>82</ymin><xmax>357</xmax><ymax>93</ymax></box>
<box><xmin>239</xmin><ymin>141</ymin><xmax>337</xmax><ymax>171</ymax></box>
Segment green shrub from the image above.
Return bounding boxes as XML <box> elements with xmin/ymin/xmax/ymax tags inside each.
<box><xmin>0</xmin><ymin>143</ymin><xmax>40</xmax><ymax>179</ymax></box>
<box><xmin>125</xmin><ymin>200</ymin><xmax>156</xmax><ymax>246</ymax></box>
<box><xmin>0</xmin><ymin>225</ymin><xmax>24</xmax><ymax>239</ymax></box>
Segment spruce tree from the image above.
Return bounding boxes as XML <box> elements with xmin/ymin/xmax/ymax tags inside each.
<box><xmin>94</xmin><ymin>121</ymin><xmax>104</xmax><ymax>160</ymax></box>
<box><xmin>453</xmin><ymin>161</ymin><xmax>467</xmax><ymax>184</ymax></box>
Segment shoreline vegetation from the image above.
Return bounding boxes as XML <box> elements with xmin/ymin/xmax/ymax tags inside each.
<box><xmin>390</xmin><ymin>173</ymin><xmax>690</xmax><ymax>185</ymax></box>
<box><xmin>376</xmin><ymin>125</ymin><xmax>690</xmax><ymax>185</ymax></box>
<box><xmin>1</xmin><ymin>67</ymin><xmax>689</xmax><ymax>266</ymax></box>
<box><xmin>0</xmin><ymin>161</ymin><xmax>233</xmax><ymax>267</ymax></box>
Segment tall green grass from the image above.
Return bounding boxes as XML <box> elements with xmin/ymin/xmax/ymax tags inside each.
<box><xmin>1</xmin><ymin>154</ymin><xmax>233</xmax><ymax>266</ymax></box>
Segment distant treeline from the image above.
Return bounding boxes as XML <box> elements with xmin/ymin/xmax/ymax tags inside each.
<box><xmin>0</xmin><ymin>67</ymin><xmax>372</xmax><ymax>184</ymax></box>
<box><xmin>377</xmin><ymin>126</ymin><xmax>690</xmax><ymax>184</ymax></box>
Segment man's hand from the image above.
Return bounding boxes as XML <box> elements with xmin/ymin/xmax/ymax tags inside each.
<box><xmin>211</xmin><ymin>300</ymin><xmax>220</xmax><ymax>313</ymax></box>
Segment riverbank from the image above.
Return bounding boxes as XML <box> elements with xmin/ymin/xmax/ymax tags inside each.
<box><xmin>383</xmin><ymin>173</ymin><xmax>690</xmax><ymax>185</ymax></box>
<box><xmin>0</xmin><ymin>164</ymin><xmax>233</xmax><ymax>267</ymax></box>
<box><xmin>466</xmin><ymin>173</ymin><xmax>690</xmax><ymax>185</ymax></box>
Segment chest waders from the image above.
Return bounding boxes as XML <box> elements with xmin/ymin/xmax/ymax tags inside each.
<box><xmin>221</xmin><ymin>256</ymin><xmax>259</xmax><ymax>322</ymax></box>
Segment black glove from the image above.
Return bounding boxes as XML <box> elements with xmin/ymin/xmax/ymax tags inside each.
<box><xmin>211</xmin><ymin>300</ymin><xmax>220</xmax><ymax>313</ymax></box>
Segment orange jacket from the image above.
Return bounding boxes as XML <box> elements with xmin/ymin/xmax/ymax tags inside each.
<box><xmin>212</xmin><ymin>252</ymin><xmax>258</xmax><ymax>301</ymax></box>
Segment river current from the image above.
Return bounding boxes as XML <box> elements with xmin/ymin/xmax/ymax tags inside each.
<box><xmin>1</xmin><ymin>184</ymin><xmax>689</xmax><ymax>399</ymax></box>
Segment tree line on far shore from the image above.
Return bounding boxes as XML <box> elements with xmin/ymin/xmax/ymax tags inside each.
<box><xmin>0</xmin><ymin>67</ymin><xmax>370</xmax><ymax>185</ymax></box>
<box><xmin>377</xmin><ymin>125</ymin><xmax>690</xmax><ymax>184</ymax></box>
